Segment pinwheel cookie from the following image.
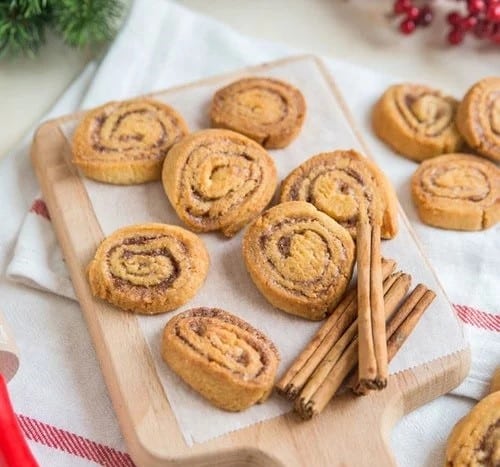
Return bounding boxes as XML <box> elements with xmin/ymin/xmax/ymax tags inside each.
<box><xmin>243</xmin><ymin>201</ymin><xmax>355</xmax><ymax>321</ymax></box>
<box><xmin>445</xmin><ymin>391</ymin><xmax>500</xmax><ymax>466</ymax></box>
<box><xmin>411</xmin><ymin>153</ymin><xmax>500</xmax><ymax>231</ymax></box>
<box><xmin>88</xmin><ymin>224</ymin><xmax>209</xmax><ymax>314</ymax></box>
<box><xmin>373</xmin><ymin>83</ymin><xmax>463</xmax><ymax>161</ymax></box>
<box><xmin>161</xmin><ymin>308</ymin><xmax>279</xmax><ymax>411</ymax></box>
<box><xmin>72</xmin><ymin>98</ymin><xmax>188</xmax><ymax>184</ymax></box>
<box><xmin>210</xmin><ymin>77</ymin><xmax>306</xmax><ymax>148</ymax></box>
<box><xmin>280</xmin><ymin>150</ymin><xmax>398</xmax><ymax>239</ymax></box>
<box><xmin>162</xmin><ymin>129</ymin><xmax>277</xmax><ymax>237</ymax></box>
<box><xmin>456</xmin><ymin>77</ymin><xmax>500</xmax><ymax>163</ymax></box>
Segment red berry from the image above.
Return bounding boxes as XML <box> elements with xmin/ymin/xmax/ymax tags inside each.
<box><xmin>400</xmin><ymin>18</ymin><xmax>417</xmax><ymax>34</ymax></box>
<box><xmin>448</xmin><ymin>28</ymin><xmax>464</xmax><ymax>45</ymax></box>
<box><xmin>417</xmin><ymin>6</ymin><xmax>434</xmax><ymax>26</ymax></box>
<box><xmin>394</xmin><ymin>0</ymin><xmax>412</xmax><ymax>15</ymax></box>
<box><xmin>473</xmin><ymin>20</ymin><xmax>485</xmax><ymax>38</ymax></box>
<box><xmin>447</xmin><ymin>12</ymin><xmax>462</xmax><ymax>26</ymax></box>
<box><xmin>474</xmin><ymin>19</ymin><xmax>494</xmax><ymax>38</ymax></box>
<box><xmin>487</xmin><ymin>3</ymin><xmax>500</xmax><ymax>22</ymax></box>
<box><xmin>407</xmin><ymin>6</ymin><xmax>420</xmax><ymax>20</ymax></box>
<box><xmin>462</xmin><ymin>15</ymin><xmax>478</xmax><ymax>31</ymax></box>
<box><xmin>468</xmin><ymin>0</ymin><xmax>486</xmax><ymax>14</ymax></box>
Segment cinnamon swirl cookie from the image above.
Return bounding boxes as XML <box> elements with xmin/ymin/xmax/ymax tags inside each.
<box><xmin>161</xmin><ymin>308</ymin><xmax>279</xmax><ymax>411</ymax></box>
<box><xmin>72</xmin><ymin>98</ymin><xmax>188</xmax><ymax>184</ymax></box>
<box><xmin>445</xmin><ymin>391</ymin><xmax>500</xmax><ymax>466</ymax></box>
<box><xmin>280</xmin><ymin>150</ymin><xmax>398</xmax><ymax>239</ymax></box>
<box><xmin>243</xmin><ymin>201</ymin><xmax>355</xmax><ymax>320</ymax></box>
<box><xmin>88</xmin><ymin>224</ymin><xmax>209</xmax><ymax>314</ymax></box>
<box><xmin>162</xmin><ymin>129</ymin><xmax>277</xmax><ymax>237</ymax></box>
<box><xmin>210</xmin><ymin>77</ymin><xmax>306</xmax><ymax>148</ymax></box>
<box><xmin>373</xmin><ymin>84</ymin><xmax>463</xmax><ymax>161</ymax></box>
<box><xmin>411</xmin><ymin>153</ymin><xmax>500</xmax><ymax>231</ymax></box>
<box><xmin>456</xmin><ymin>77</ymin><xmax>500</xmax><ymax>163</ymax></box>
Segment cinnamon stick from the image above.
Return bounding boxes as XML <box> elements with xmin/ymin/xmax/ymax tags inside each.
<box><xmin>386</xmin><ymin>288</ymin><xmax>436</xmax><ymax>361</ymax></box>
<box><xmin>276</xmin><ymin>295</ymin><xmax>356</xmax><ymax>400</ymax></box>
<box><xmin>356</xmin><ymin>217</ymin><xmax>387</xmax><ymax>393</ymax></box>
<box><xmin>296</xmin><ymin>337</ymin><xmax>358</xmax><ymax>420</ymax></box>
<box><xmin>385</xmin><ymin>285</ymin><xmax>427</xmax><ymax>339</ymax></box>
<box><xmin>275</xmin><ymin>258</ymin><xmax>396</xmax><ymax>399</ymax></box>
<box><xmin>349</xmin><ymin>284</ymin><xmax>435</xmax><ymax>393</ymax></box>
<box><xmin>295</xmin><ymin>272</ymin><xmax>411</xmax><ymax>419</ymax></box>
<box><xmin>297</xmin><ymin>272</ymin><xmax>409</xmax><ymax>404</ymax></box>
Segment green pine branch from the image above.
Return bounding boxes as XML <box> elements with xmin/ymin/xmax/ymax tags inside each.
<box><xmin>0</xmin><ymin>1</ymin><xmax>50</xmax><ymax>57</ymax></box>
<box><xmin>0</xmin><ymin>0</ymin><xmax>124</xmax><ymax>58</ymax></box>
<box><xmin>52</xmin><ymin>0</ymin><xmax>123</xmax><ymax>48</ymax></box>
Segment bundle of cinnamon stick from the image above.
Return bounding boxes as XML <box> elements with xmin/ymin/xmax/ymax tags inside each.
<box><xmin>276</xmin><ymin>217</ymin><xmax>436</xmax><ymax>420</ymax></box>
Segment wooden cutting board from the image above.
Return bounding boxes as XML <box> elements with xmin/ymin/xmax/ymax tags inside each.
<box><xmin>31</xmin><ymin>55</ymin><xmax>470</xmax><ymax>466</ymax></box>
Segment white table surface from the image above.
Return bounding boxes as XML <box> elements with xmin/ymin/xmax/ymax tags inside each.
<box><xmin>0</xmin><ymin>0</ymin><xmax>498</xmax><ymax>160</ymax></box>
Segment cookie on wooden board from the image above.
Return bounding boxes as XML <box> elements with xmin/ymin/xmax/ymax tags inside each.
<box><xmin>162</xmin><ymin>129</ymin><xmax>277</xmax><ymax>237</ymax></box>
<box><xmin>280</xmin><ymin>149</ymin><xmax>399</xmax><ymax>239</ymax></box>
<box><xmin>243</xmin><ymin>201</ymin><xmax>355</xmax><ymax>321</ymax></box>
<box><xmin>88</xmin><ymin>223</ymin><xmax>209</xmax><ymax>314</ymax></box>
<box><xmin>161</xmin><ymin>307</ymin><xmax>279</xmax><ymax>411</ymax></box>
<box><xmin>73</xmin><ymin>98</ymin><xmax>188</xmax><ymax>184</ymax></box>
<box><xmin>210</xmin><ymin>77</ymin><xmax>306</xmax><ymax>149</ymax></box>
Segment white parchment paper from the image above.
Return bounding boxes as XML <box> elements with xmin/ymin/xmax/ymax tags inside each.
<box><xmin>60</xmin><ymin>56</ymin><xmax>467</xmax><ymax>446</ymax></box>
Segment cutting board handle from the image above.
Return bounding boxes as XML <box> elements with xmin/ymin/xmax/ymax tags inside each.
<box><xmin>279</xmin><ymin>387</ymin><xmax>401</xmax><ymax>467</ymax></box>
<box><xmin>253</xmin><ymin>352</ymin><xmax>469</xmax><ymax>467</ymax></box>
<box><xmin>331</xmin><ymin>393</ymin><xmax>399</xmax><ymax>466</ymax></box>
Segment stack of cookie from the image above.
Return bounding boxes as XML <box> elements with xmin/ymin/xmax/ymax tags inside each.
<box><xmin>372</xmin><ymin>78</ymin><xmax>500</xmax><ymax>232</ymax></box>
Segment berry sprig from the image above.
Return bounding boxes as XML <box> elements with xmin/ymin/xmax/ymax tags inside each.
<box><xmin>392</xmin><ymin>0</ymin><xmax>500</xmax><ymax>45</ymax></box>
<box><xmin>394</xmin><ymin>0</ymin><xmax>434</xmax><ymax>35</ymax></box>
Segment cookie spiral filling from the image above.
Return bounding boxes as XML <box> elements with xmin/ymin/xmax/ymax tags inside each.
<box><xmin>162</xmin><ymin>129</ymin><xmax>277</xmax><ymax>237</ymax></box>
<box><xmin>88</xmin><ymin>224</ymin><xmax>209</xmax><ymax>314</ymax></box>
<box><xmin>397</xmin><ymin>88</ymin><xmax>456</xmax><ymax>137</ymax></box>
<box><xmin>411</xmin><ymin>153</ymin><xmax>500</xmax><ymax>231</ymax></box>
<box><xmin>108</xmin><ymin>236</ymin><xmax>182</xmax><ymax>289</ymax></box>
<box><xmin>243</xmin><ymin>201</ymin><xmax>355</xmax><ymax>320</ymax></box>
<box><xmin>373</xmin><ymin>84</ymin><xmax>463</xmax><ymax>161</ymax></box>
<box><xmin>210</xmin><ymin>77</ymin><xmax>306</xmax><ymax>149</ymax></box>
<box><xmin>72</xmin><ymin>99</ymin><xmax>188</xmax><ymax>184</ymax></box>
<box><xmin>457</xmin><ymin>77</ymin><xmax>500</xmax><ymax>162</ymax></box>
<box><xmin>446</xmin><ymin>392</ymin><xmax>500</xmax><ymax>467</ymax></box>
<box><xmin>162</xmin><ymin>308</ymin><xmax>279</xmax><ymax>411</ymax></box>
<box><xmin>280</xmin><ymin>150</ymin><xmax>398</xmax><ymax>239</ymax></box>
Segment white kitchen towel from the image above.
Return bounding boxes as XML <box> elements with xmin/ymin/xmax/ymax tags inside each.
<box><xmin>0</xmin><ymin>0</ymin><xmax>497</xmax><ymax>465</ymax></box>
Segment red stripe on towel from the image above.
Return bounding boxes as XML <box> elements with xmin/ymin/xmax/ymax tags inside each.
<box><xmin>453</xmin><ymin>304</ymin><xmax>500</xmax><ymax>332</ymax></box>
<box><xmin>16</xmin><ymin>414</ymin><xmax>135</xmax><ymax>467</ymax></box>
<box><xmin>29</xmin><ymin>199</ymin><xmax>51</xmax><ymax>221</ymax></box>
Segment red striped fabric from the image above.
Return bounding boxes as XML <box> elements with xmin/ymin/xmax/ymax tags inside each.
<box><xmin>17</xmin><ymin>414</ymin><xmax>135</xmax><ymax>467</ymax></box>
<box><xmin>29</xmin><ymin>199</ymin><xmax>51</xmax><ymax>221</ymax></box>
<box><xmin>453</xmin><ymin>304</ymin><xmax>500</xmax><ymax>332</ymax></box>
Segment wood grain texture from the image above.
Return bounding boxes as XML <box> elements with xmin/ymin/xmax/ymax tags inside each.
<box><xmin>31</xmin><ymin>55</ymin><xmax>470</xmax><ymax>467</ymax></box>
